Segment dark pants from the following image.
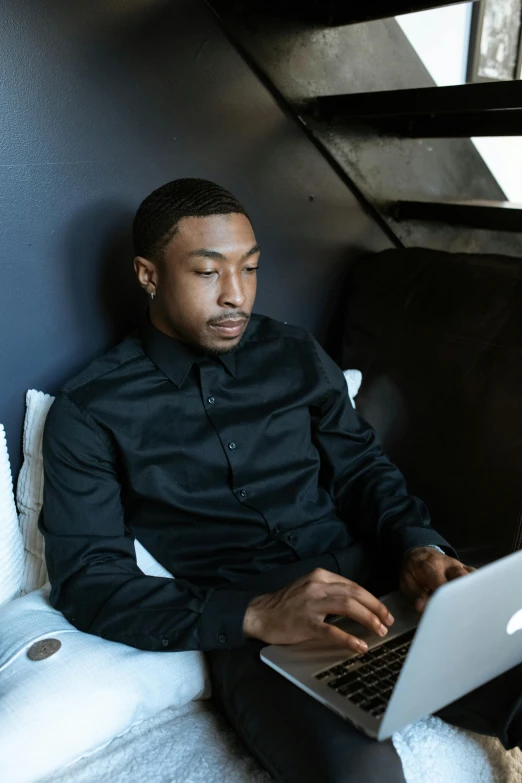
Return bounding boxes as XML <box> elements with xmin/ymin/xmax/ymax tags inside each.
<box><xmin>206</xmin><ymin>549</ymin><xmax>522</xmax><ymax>783</ymax></box>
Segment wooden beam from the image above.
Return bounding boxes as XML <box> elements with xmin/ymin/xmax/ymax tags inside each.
<box><xmin>310</xmin><ymin>81</ymin><xmax>522</xmax><ymax>137</ymax></box>
<box><xmin>211</xmin><ymin>1</ymin><xmax>477</xmax><ymax>26</ymax></box>
<box><xmin>393</xmin><ymin>200</ymin><xmax>522</xmax><ymax>232</ymax></box>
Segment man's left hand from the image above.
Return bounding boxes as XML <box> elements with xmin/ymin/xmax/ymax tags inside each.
<box><xmin>400</xmin><ymin>547</ymin><xmax>475</xmax><ymax>613</ymax></box>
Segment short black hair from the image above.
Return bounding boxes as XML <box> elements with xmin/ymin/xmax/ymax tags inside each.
<box><xmin>133</xmin><ymin>178</ymin><xmax>249</xmax><ymax>262</ymax></box>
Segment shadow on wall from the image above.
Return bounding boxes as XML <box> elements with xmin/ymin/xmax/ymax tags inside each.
<box><xmin>63</xmin><ymin>200</ymin><xmax>146</xmax><ymax>358</ymax></box>
<box><xmin>5</xmin><ymin>201</ymin><xmax>144</xmax><ymax>478</ymax></box>
<box><xmin>322</xmin><ymin>249</ymin><xmax>373</xmax><ymax>366</ymax></box>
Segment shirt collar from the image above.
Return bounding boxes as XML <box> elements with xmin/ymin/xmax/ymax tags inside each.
<box><xmin>139</xmin><ymin>309</ymin><xmax>237</xmax><ymax>387</ymax></box>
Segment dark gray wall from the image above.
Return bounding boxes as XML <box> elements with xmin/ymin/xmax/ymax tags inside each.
<box><xmin>1</xmin><ymin>0</ymin><xmax>391</xmax><ymax>478</ymax></box>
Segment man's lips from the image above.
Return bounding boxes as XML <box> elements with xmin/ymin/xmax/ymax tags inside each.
<box><xmin>209</xmin><ymin>319</ymin><xmax>246</xmax><ymax>336</ymax></box>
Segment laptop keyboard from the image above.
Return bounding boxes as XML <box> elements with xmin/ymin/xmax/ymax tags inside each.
<box><xmin>314</xmin><ymin>628</ymin><xmax>416</xmax><ymax>719</ymax></box>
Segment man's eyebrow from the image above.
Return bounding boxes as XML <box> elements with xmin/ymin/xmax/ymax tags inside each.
<box><xmin>241</xmin><ymin>244</ymin><xmax>261</xmax><ymax>260</ymax></box>
<box><xmin>187</xmin><ymin>244</ymin><xmax>261</xmax><ymax>261</ymax></box>
<box><xmin>187</xmin><ymin>249</ymin><xmax>225</xmax><ymax>260</ymax></box>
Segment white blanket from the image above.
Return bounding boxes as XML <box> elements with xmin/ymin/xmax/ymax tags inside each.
<box><xmin>40</xmin><ymin>698</ymin><xmax>522</xmax><ymax>783</ymax></box>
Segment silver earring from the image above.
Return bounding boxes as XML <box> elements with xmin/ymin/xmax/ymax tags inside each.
<box><xmin>150</xmin><ymin>291</ymin><xmax>155</xmax><ymax>300</ymax></box>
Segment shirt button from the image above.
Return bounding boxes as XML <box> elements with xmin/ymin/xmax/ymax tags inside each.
<box><xmin>207</xmin><ymin>397</ymin><xmax>215</xmax><ymax>404</ymax></box>
<box><xmin>272</xmin><ymin>526</ymin><xmax>281</xmax><ymax>535</ymax></box>
<box><xmin>218</xmin><ymin>633</ymin><xmax>227</xmax><ymax>644</ymax></box>
<box><xmin>239</xmin><ymin>490</ymin><xmax>247</xmax><ymax>498</ymax></box>
<box><xmin>288</xmin><ymin>535</ymin><xmax>297</xmax><ymax>545</ymax></box>
<box><xmin>228</xmin><ymin>442</ymin><xmax>236</xmax><ymax>450</ymax></box>
<box><xmin>161</xmin><ymin>639</ymin><xmax>169</xmax><ymax>647</ymax></box>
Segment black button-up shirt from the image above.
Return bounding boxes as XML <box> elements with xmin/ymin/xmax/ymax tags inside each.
<box><xmin>40</xmin><ymin>311</ymin><xmax>451</xmax><ymax>652</ymax></box>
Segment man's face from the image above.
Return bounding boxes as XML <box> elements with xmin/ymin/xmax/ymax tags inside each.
<box><xmin>146</xmin><ymin>213</ymin><xmax>259</xmax><ymax>355</ymax></box>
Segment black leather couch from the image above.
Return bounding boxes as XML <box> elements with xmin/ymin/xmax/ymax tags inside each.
<box><xmin>342</xmin><ymin>248</ymin><xmax>522</xmax><ymax>567</ymax></box>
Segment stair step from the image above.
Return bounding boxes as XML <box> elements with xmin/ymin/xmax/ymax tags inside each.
<box><xmin>309</xmin><ymin>81</ymin><xmax>522</xmax><ymax>137</ymax></box>
<box><xmin>393</xmin><ymin>200</ymin><xmax>522</xmax><ymax>231</ymax></box>
<box><xmin>213</xmin><ymin>1</ymin><xmax>476</xmax><ymax>26</ymax></box>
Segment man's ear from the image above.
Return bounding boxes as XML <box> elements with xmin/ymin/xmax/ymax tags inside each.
<box><xmin>134</xmin><ymin>256</ymin><xmax>158</xmax><ymax>293</ymax></box>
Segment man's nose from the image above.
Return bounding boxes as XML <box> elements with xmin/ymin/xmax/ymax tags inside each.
<box><xmin>218</xmin><ymin>272</ymin><xmax>245</xmax><ymax>308</ymax></box>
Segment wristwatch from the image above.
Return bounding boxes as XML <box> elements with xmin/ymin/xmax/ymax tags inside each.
<box><xmin>405</xmin><ymin>544</ymin><xmax>446</xmax><ymax>560</ymax></box>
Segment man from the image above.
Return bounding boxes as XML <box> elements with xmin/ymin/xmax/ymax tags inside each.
<box><xmin>40</xmin><ymin>178</ymin><xmax>522</xmax><ymax>783</ymax></box>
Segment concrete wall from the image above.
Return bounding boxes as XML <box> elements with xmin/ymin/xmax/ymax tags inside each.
<box><xmin>0</xmin><ymin>0</ymin><xmax>391</xmax><ymax>478</ymax></box>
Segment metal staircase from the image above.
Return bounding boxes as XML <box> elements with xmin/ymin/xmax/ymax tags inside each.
<box><xmin>234</xmin><ymin>0</ymin><xmax>475</xmax><ymax>25</ymax></box>
<box><xmin>207</xmin><ymin>0</ymin><xmax>522</xmax><ymax>255</ymax></box>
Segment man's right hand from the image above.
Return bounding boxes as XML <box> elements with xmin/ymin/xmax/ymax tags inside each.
<box><xmin>243</xmin><ymin>568</ymin><xmax>394</xmax><ymax>653</ymax></box>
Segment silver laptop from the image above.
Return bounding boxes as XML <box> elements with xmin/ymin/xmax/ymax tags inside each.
<box><xmin>261</xmin><ymin>549</ymin><xmax>522</xmax><ymax>740</ymax></box>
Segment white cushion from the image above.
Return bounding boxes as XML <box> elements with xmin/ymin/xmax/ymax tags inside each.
<box><xmin>0</xmin><ymin>585</ymin><xmax>210</xmax><ymax>783</ymax></box>
<box><xmin>16</xmin><ymin>390</ymin><xmax>55</xmax><ymax>595</ymax></box>
<box><xmin>0</xmin><ymin>424</ymin><xmax>24</xmax><ymax>606</ymax></box>
<box><xmin>0</xmin><ymin>390</ymin><xmax>210</xmax><ymax>783</ymax></box>
<box><xmin>344</xmin><ymin>368</ymin><xmax>362</xmax><ymax>408</ymax></box>
<box><xmin>134</xmin><ymin>538</ymin><xmax>175</xmax><ymax>578</ymax></box>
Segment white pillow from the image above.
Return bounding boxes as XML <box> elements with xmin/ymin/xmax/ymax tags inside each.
<box><xmin>0</xmin><ymin>424</ymin><xmax>24</xmax><ymax>606</ymax></box>
<box><xmin>344</xmin><ymin>368</ymin><xmax>362</xmax><ymax>408</ymax></box>
<box><xmin>0</xmin><ymin>390</ymin><xmax>211</xmax><ymax>782</ymax></box>
<box><xmin>16</xmin><ymin>390</ymin><xmax>54</xmax><ymax>595</ymax></box>
<box><xmin>0</xmin><ymin>585</ymin><xmax>209</xmax><ymax>783</ymax></box>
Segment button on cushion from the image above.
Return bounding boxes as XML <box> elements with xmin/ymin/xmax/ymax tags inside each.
<box><xmin>27</xmin><ymin>638</ymin><xmax>61</xmax><ymax>660</ymax></box>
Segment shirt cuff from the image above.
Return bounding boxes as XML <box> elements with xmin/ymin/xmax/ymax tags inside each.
<box><xmin>198</xmin><ymin>587</ymin><xmax>257</xmax><ymax>651</ymax></box>
<box><xmin>391</xmin><ymin>527</ymin><xmax>458</xmax><ymax>567</ymax></box>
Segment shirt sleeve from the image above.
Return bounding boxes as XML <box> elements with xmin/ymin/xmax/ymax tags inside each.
<box><xmin>309</xmin><ymin>336</ymin><xmax>457</xmax><ymax>570</ymax></box>
<box><xmin>39</xmin><ymin>393</ymin><xmax>255</xmax><ymax>652</ymax></box>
